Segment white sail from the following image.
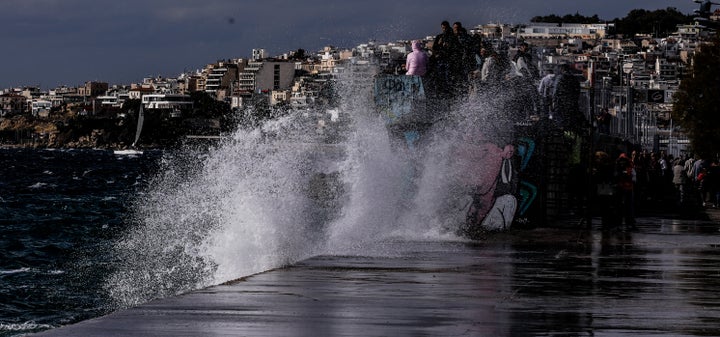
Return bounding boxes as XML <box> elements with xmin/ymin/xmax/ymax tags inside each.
<box><xmin>132</xmin><ymin>104</ymin><xmax>144</xmax><ymax>147</ymax></box>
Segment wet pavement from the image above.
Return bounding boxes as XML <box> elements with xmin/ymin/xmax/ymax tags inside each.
<box><xmin>36</xmin><ymin>211</ymin><xmax>720</xmax><ymax>336</ymax></box>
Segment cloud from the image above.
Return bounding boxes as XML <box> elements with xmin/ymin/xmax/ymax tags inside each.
<box><xmin>0</xmin><ymin>0</ymin><xmax>700</xmax><ymax>88</ymax></box>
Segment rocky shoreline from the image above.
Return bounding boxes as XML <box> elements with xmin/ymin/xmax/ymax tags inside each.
<box><xmin>0</xmin><ymin>114</ymin><xmax>223</xmax><ymax>150</ymax></box>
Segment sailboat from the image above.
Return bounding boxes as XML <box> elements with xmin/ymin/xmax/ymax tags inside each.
<box><xmin>114</xmin><ymin>104</ymin><xmax>145</xmax><ymax>156</ymax></box>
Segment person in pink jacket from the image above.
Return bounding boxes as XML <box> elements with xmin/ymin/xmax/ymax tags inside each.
<box><xmin>405</xmin><ymin>40</ymin><xmax>429</xmax><ymax>76</ymax></box>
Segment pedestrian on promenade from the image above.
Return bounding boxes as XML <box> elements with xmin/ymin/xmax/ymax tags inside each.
<box><xmin>479</xmin><ymin>43</ymin><xmax>510</xmax><ymax>86</ymax></box>
<box><xmin>551</xmin><ymin>63</ymin><xmax>583</xmax><ymax>131</ymax></box>
<box><xmin>452</xmin><ymin>21</ymin><xmax>476</xmax><ymax>93</ymax></box>
<box><xmin>684</xmin><ymin>155</ymin><xmax>696</xmax><ymax>180</ymax></box>
<box><xmin>430</xmin><ymin>20</ymin><xmax>461</xmax><ymax>99</ymax></box>
<box><xmin>706</xmin><ymin>159</ymin><xmax>720</xmax><ymax>207</ymax></box>
<box><xmin>405</xmin><ymin>40</ymin><xmax>429</xmax><ymax>77</ymax></box>
<box><xmin>595</xmin><ymin>108</ymin><xmax>611</xmax><ymax>134</ymax></box>
<box><xmin>615</xmin><ymin>153</ymin><xmax>636</xmax><ymax>228</ymax></box>
<box><xmin>693</xmin><ymin>157</ymin><xmax>707</xmax><ymax>206</ymax></box>
<box><xmin>513</xmin><ymin>41</ymin><xmax>539</xmax><ymax>81</ymax></box>
<box><xmin>537</xmin><ymin>66</ymin><xmax>555</xmax><ymax>118</ymax></box>
<box><xmin>672</xmin><ymin>158</ymin><xmax>686</xmax><ymax>206</ymax></box>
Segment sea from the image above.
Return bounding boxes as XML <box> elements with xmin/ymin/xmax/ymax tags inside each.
<box><xmin>0</xmin><ymin>70</ymin><xmax>503</xmax><ymax>336</ymax></box>
<box><xmin>0</xmin><ymin>148</ymin><xmax>161</xmax><ymax>336</ymax></box>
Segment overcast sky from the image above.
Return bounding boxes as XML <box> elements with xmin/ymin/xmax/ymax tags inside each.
<box><xmin>0</xmin><ymin>0</ymin><xmax>699</xmax><ymax>89</ymax></box>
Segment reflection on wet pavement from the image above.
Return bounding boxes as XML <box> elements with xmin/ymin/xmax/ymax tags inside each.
<box><xmin>37</xmin><ymin>216</ymin><xmax>720</xmax><ymax>336</ymax></box>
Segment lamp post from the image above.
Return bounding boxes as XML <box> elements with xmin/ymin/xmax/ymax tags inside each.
<box><xmin>622</xmin><ymin>62</ymin><xmax>633</xmax><ymax>139</ymax></box>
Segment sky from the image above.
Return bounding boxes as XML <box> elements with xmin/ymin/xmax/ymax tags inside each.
<box><xmin>0</xmin><ymin>0</ymin><xmax>700</xmax><ymax>90</ymax></box>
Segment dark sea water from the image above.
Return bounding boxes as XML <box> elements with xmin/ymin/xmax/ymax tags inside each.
<box><xmin>0</xmin><ymin>148</ymin><xmax>160</xmax><ymax>336</ymax></box>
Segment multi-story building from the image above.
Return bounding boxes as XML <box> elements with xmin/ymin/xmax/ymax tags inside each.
<box><xmin>77</xmin><ymin>81</ymin><xmax>109</xmax><ymax>98</ymax></box>
<box><xmin>30</xmin><ymin>99</ymin><xmax>53</xmax><ymax>117</ymax></box>
<box><xmin>141</xmin><ymin>94</ymin><xmax>193</xmax><ymax>110</ymax></box>
<box><xmin>142</xmin><ymin>76</ymin><xmax>181</xmax><ymax>94</ymax></box>
<box><xmin>318</xmin><ymin>46</ymin><xmax>343</xmax><ymax>73</ymax></box>
<box><xmin>236</xmin><ymin>60</ymin><xmax>295</xmax><ymax>97</ymax></box>
<box><xmin>97</xmin><ymin>86</ymin><xmax>131</xmax><ymax>109</ymax></box>
<box><xmin>655</xmin><ymin>57</ymin><xmax>678</xmax><ymax>80</ymax></box>
<box><xmin>0</xmin><ymin>92</ymin><xmax>26</xmax><ymax>116</ymax></box>
<box><xmin>252</xmin><ymin>49</ymin><xmax>267</xmax><ymax>61</ymax></box>
<box><xmin>270</xmin><ymin>90</ymin><xmax>290</xmax><ymax>106</ymax></box>
<box><xmin>469</xmin><ymin>23</ymin><xmax>514</xmax><ymax>39</ymax></box>
<box><xmin>204</xmin><ymin>60</ymin><xmax>245</xmax><ymax>96</ymax></box>
<box><xmin>518</xmin><ymin>23</ymin><xmax>614</xmax><ymax>40</ymax></box>
<box><xmin>128</xmin><ymin>84</ymin><xmax>154</xmax><ymax>100</ymax></box>
<box><xmin>289</xmin><ymin>77</ymin><xmax>320</xmax><ymax>109</ymax></box>
<box><xmin>353</xmin><ymin>41</ymin><xmax>378</xmax><ymax>60</ymax></box>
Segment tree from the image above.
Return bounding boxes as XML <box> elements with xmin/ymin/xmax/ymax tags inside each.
<box><xmin>291</xmin><ymin>48</ymin><xmax>306</xmax><ymax>60</ymax></box>
<box><xmin>531</xmin><ymin>8</ymin><xmax>693</xmax><ymax>36</ymax></box>
<box><xmin>189</xmin><ymin>91</ymin><xmax>230</xmax><ymax>119</ymax></box>
<box><xmin>672</xmin><ymin>33</ymin><xmax>720</xmax><ymax>158</ymax></box>
<box><xmin>530</xmin><ymin>13</ymin><xmax>601</xmax><ymax>24</ymax></box>
<box><xmin>613</xmin><ymin>8</ymin><xmax>692</xmax><ymax>37</ymax></box>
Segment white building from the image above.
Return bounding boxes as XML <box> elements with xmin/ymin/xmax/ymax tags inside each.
<box><xmin>518</xmin><ymin>23</ymin><xmax>614</xmax><ymax>39</ymax></box>
<box><xmin>141</xmin><ymin>94</ymin><xmax>193</xmax><ymax>112</ymax></box>
<box><xmin>252</xmin><ymin>48</ymin><xmax>268</xmax><ymax>61</ymax></box>
<box><xmin>30</xmin><ymin>99</ymin><xmax>52</xmax><ymax>116</ymax></box>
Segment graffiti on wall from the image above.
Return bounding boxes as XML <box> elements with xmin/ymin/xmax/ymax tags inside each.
<box><xmin>373</xmin><ymin>74</ymin><xmax>540</xmax><ymax>237</ymax></box>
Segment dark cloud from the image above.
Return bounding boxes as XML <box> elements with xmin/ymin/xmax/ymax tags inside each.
<box><xmin>0</xmin><ymin>0</ymin><xmax>697</xmax><ymax>88</ymax></box>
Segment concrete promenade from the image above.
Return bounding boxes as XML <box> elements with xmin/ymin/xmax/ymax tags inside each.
<box><xmin>37</xmin><ymin>210</ymin><xmax>720</xmax><ymax>336</ymax></box>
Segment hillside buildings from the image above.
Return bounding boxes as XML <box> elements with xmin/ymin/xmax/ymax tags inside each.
<box><xmin>1</xmin><ymin>15</ymin><xmax>717</xmax><ymax>155</ymax></box>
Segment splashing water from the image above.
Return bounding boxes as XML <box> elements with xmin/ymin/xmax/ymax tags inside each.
<box><xmin>105</xmin><ymin>65</ymin><xmax>520</xmax><ymax>309</ymax></box>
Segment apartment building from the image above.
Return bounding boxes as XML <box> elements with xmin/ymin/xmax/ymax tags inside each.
<box><xmin>0</xmin><ymin>93</ymin><xmax>26</xmax><ymax>115</ymax></box>
<box><xmin>77</xmin><ymin>81</ymin><xmax>109</xmax><ymax>98</ymax></box>
<box><xmin>236</xmin><ymin>60</ymin><xmax>295</xmax><ymax>97</ymax></box>
<box><xmin>518</xmin><ymin>23</ymin><xmax>613</xmax><ymax>40</ymax></box>
<box><xmin>128</xmin><ymin>85</ymin><xmax>155</xmax><ymax>100</ymax></box>
<box><xmin>204</xmin><ymin>60</ymin><xmax>245</xmax><ymax>95</ymax></box>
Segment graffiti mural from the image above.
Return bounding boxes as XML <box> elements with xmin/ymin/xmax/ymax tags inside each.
<box><xmin>373</xmin><ymin>74</ymin><xmax>541</xmax><ymax>238</ymax></box>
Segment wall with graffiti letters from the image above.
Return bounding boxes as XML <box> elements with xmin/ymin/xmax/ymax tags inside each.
<box><xmin>373</xmin><ymin>75</ymin><xmax>550</xmax><ymax>237</ymax></box>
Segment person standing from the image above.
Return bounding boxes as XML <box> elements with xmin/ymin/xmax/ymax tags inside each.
<box><xmin>513</xmin><ymin>42</ymin><xmax>539</xmax><ymax>81</ymax></box>
<box><xmin>596</xmin><ymin>108</ymin><xmax>611</xmax><ymax>134</ymax></box>
<box><xmin>706</xmin><ymin>160</ymin><xmax>720</xmax><ymax>207</ymax></box>
<box><xmin>405</xmin><ymin>40</ymin><xmax>429</xmax><ymax>77</ymax></box>
<box><xmin>479</xmin><ymin>44</ymin><xmax>509</xmax><ymax>85</ymax></box>
<box><xmin>452</xmin><ymin>22</ymin><xmax>475</xmax><ymax>92</ymax></box>
<box><xmin>551</xmin><ymin>63</ymin><xmax>583</xmax><ymax>130</ymax></box>
<box><xmin>672</xmin><ymin>158</ymin><xmax>687</xmax><ymax>205</ymax></box>
<box><xmin>615</xmin><ymin>153</ymin><xmax>637</xmax><ymax>228</ymax></box>
<box><xmin>431</xmin><ymin>21</ymin><xmax>461</xmax><ymax>98</ymax></box>
<box><xmin>537</xmin><ymin>67</ymin><xmax>556</xmax><ymax>117</ymax></box>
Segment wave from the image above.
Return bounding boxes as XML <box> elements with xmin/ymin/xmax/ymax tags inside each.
<box><xmin>104</xmin><ymin>66</ymin><xmax>498</xmax><ymax>309</ymax></box>
<box><xmin>0</xmin><ymin>321</ymin><xmax>55</xmax><ymax>333</ymax></box>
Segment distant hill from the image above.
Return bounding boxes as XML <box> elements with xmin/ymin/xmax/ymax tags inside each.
<box><xmin>531</xmin><ymin>7</ymin><xmax>694</xmax><ymax>37</ymax></box>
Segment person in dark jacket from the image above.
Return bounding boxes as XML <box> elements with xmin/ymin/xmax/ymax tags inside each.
<box><xmin>430</xmin><ymin>21</ymin><xmax>462</xmax><ymax>99</ymax></box>
<box><xmin>551</xmin><ymin>63</ymin><xmax>583</xmax><ymax>131</ymax></box>
<box><xmin>615</xmin><ymin>153</ymin><xmax>636</xmax><ymax>228</ymax></box>
<box><xmin>513</xmin><ymin>42</ymin><xmax>538</xmax><ymax>81</ymax></box>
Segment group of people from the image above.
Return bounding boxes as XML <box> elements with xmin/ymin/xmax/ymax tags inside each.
<box><xmin>594</xmin><ymin>149</ymin><xmax>719</xmax><ymax>229</ymax></box>
<box><xmin>404</xmin><ymin>21</ymin><xmax>481</xmax><ymax>99</ymax></box>
<box><xmin>680</xmin><ymin>155</ymin><xmax>720</xmax><ymax>208</ymax></box>
<box><xmin>404</xmin><ymin>20</ymin><xmax>584</xmax><ymax>131</ymax></box>
<box><xmin>405</xmin><ymin>21</ymin><xmax>530</xmax><ymax>96</ymax></box>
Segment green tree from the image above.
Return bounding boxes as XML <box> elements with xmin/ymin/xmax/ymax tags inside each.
<box><xmin>613</xmin><ymin>8</ymin><xmax>692</xmax><ymax>36</ymax></box>
<box><xmin>189</xmin><ymin>91</ymin><xmax>230</xmax><ymax>118</ymax></box>
<box><xmin>530</xmin><ymin>13</ymin><xmax>601</xmax><ymax>24</ymax></box>
<box><xmin>672</xmin><ymin>33</ymin><xmax>720</xmax><ymax>158</ymax></box>
<box><xmin>532</xmin><ymin>8</ymin><xmax>693</xmax><ymax>36</ymax></box>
